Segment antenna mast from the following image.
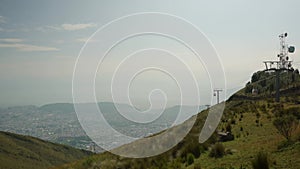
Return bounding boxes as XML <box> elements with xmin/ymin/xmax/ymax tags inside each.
<box><xmin>263</xmin><ymin>32</ymin><xmax>296</xmax><ymax>102</ymax></box>
<box><xmin>213</xmin><ymin>89</ymin><xmax>223</xmax><ymax>104</ymax></box>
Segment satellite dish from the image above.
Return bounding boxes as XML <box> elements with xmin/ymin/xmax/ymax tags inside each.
<box><xmin>288</xmin><ymin>46</ymin><xmax>295</xmax><ymax>53</ymax></box>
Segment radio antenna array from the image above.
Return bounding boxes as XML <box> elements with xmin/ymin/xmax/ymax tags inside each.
<box><xmin>264</xmin><ymin>32</ymin><xmax>295</xmax><ymax>70</ymax></box>
<box><xmin>263</xmin><ymin>32</ymin><xmax>296</xmax><ymax>102</ymax></box>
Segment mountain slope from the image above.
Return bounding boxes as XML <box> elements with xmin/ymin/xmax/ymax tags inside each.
<box><xmin>191</xmin><ymin>95</ymin><xmax>300</xmax><ymax>168</ymax></box>
<box><xmin>54</xmin><ymin>70</ymin><xmax>300</xmax><ymax>169</ymax></box>
<box><xmin>0</xmin><ymin>131</ymin><xmax>93</xmax><ymax>169</ymax></box>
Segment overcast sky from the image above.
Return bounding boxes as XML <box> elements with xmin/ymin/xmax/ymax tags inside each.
<box><xmin>0</xmin><ymin>0</ymin><xmax>300</xmax><ymax>107</ymax></box>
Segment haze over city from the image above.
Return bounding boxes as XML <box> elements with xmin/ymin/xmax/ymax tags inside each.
<box><xmin>0</xmin><ymin>0</ymin><xmax>299</xmax><ymax>107</ymax></box>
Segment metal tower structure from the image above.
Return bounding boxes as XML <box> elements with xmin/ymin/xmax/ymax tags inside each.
<box><xmin>263</xmin><ymin>32</ymin><xmax>295</xmax><ymax>70</ymax></box>
<box><xmin>263</xmin><ymin>32</ymin><xmax>296</xmax><ymax>102</ymax></box>
<box><xmin>213</xmin><ymin>89</ymin><xmax>223</xmax><ymax>104</ymax></box>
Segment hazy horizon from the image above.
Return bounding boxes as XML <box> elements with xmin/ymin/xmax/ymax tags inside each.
<box><xmin>1</xmin><ymin>0</ymin><xmax>300</xmax><ymax>107</ymax></box>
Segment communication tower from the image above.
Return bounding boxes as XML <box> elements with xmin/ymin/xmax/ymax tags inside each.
<box><xmin>263</xmin><ymin>32</ymin><xmax>296</xmax><ymax>102</ymax></box>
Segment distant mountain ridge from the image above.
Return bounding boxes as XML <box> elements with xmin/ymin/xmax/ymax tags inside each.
<box><xmin>0</xmin><ymin>102</ymin><xmax>205</xmax><ymax>151</ymax></box>
<box><xmin>39</xmin><ymin>103</ymin><xmax>74</xmax><ymax>113</ymax></box>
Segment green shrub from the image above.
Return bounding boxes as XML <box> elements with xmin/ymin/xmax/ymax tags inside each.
<box><xmin>193</xmin><ymin>161</ymin><xmax>201</xmax><ymax>169</ymax></box>
<box><xmin>99</xmin><ymin>160</ymin><xmax>115</xmax><ymax>169</ymax></box>
<box><xmin>209</xmin><ymin>143</ymin><xmax>225</xmax><ymax>158</ymax></box>
<box><xmin>252</xmin><ymin>151</ymin><xmax>269</xmax><ymax>169</ymax></box>
<box><xmin>225</xmin><ymin>148</ymin><xmax>233</xmax><ymax>155</ymax></box>
<box><xmin>231</xmin><ymin>119</ymin><xmax>236</xmax><ymax>125</ymax></box>
<box><xmin>187</xmin><ymin>153</ymin><xmax>195</xmax><ymax>165</ymax></box>
<box><xmin>180</xmin><ymin>139</ymin><xmax>202</xmax><ymax>159</ymax></box>
<box><xmin>226</xmin><ymin>123</ymin><xmax>232</xmax><ymax>132</ymax></box>
<box><xmin>298</xmin><ymin>132</ymin><xmax>300</xmax><ymax>141</ymax></box>
<box><xmin>83</xmin><ymin>157</ymin><xmax>93</xmax><ymax>167</ymax></box>
<box><xmin>273</xmin><ymin>114</ymin><xmax>298</xmax><ymax>140</ymax></box>
<box><xmin>188</xmin><ymin>143</ymin><xmax>201</xmax><ymax>158</ymax></box>
<box><xmin>240</xmin><ymin>164</ymin><xmax>246</xmax><ymax>169</ymax></box>
<box><xmin>169</xmin><ymin>158</ymin><xmax>182</xmax><ymax>169</ymax></box>
<box><xmin>277</xmin><ymin>140</ymin><xmax>295</xmax><ymax>150</ymax></box>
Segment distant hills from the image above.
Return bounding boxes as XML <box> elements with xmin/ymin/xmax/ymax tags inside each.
<box><xmin>53</xmin><ymin>70</ymin><xmax>300</xmax><ymax>169</ymax></box>
<box><xmin>0</xmin><ymin>131</ymin><xmax>93</xmax><ymax>169</ymax></box>
<box><xmin>3</xmin><ymin>70</ymin><xmax>300</xmax><ymax>169</ymax></box>
<box><xmin>39</xmin><ymin>103</ymin><xmax>75</xmax><ymax>113</ymax></box>
<box><xmin>0</xmin><ymin>102</ymin><xmax>205</xmax><ymax>151</ymax></box>
<box><xmin>0</xmin><ymin>103</ymin><xmax>91</xmax><ymax>150</ymax></box>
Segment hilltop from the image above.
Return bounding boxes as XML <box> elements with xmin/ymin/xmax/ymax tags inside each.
<box><xmin>53</xmin><ymin>70</ymin><xmax>300</xmax><ymax>168</ymax></box>
<box><xmin>0</xmin><ymin>131</ymin><xmax>93</xmax><ymax>169</ymax></box>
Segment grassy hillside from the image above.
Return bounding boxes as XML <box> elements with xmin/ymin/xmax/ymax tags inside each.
<box><xmin>54</xmin><ymin>70</ymin><xmax>300</xmax><ymax>169</ymax></box>
<box><xmin>189</xmin><ymin>96</ymin><xmax>300</xmax><ymax>169</ymax></box>
<box><xmin>0</xmin><ymin>131</ymin><xmax>93</xmax><ymax>169</ymax></box>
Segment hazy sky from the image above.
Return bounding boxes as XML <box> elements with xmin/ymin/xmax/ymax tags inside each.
<box><xmin>0</xmin><ymin>0</ymin><xmax>300</xmax><ymax>107</ymax></box>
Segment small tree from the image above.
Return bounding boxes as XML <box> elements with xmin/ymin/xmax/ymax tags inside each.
<box><xmin>245</xmin><ymin>83</ymin><xmax>253</xmax><ymax>94</ymax></box>
<box><xmin>193</xmin><ymin>161</ymin><xmax>201</xmax><ymax>169</ymax></box>
<box><xmin>251</xmin><ymin>72</ymin><xmax>260</xmax><ymax>83</ymax></box>
<box><xmin>273</xmin><ymin>114</ymin><xmax>298</xmax><ymax>140</ymax></box>
<box><xmin>209</xmin><ymin>143</ymin><xmax>225</xmax><ymax>158</ymax></box>
<box><xmin>252</xmin><ymin>151</ymin><xmax>269</xmax><ymax>169</ymax></box>
<box><xmin>226</xmin><ymin>123</ymin><xmax>232</xmax><ymax>133</ymax></box>
<box><xmin>187</xmin><ymin>153</ymin><xmax>195</xmax><ymax>165</ymax></box>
